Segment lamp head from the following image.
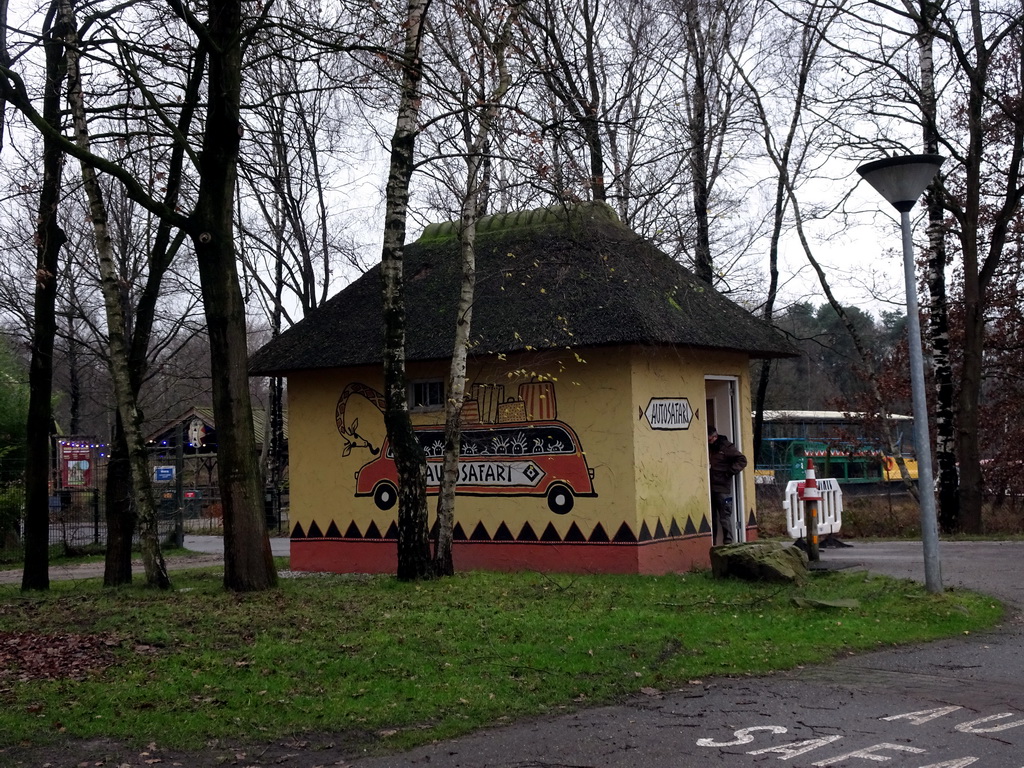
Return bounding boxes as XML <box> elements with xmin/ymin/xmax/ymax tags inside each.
<box><xmin>856</xmin><ymin>154</ymin><xmax>945</xmax><ymax>212</ymax></box>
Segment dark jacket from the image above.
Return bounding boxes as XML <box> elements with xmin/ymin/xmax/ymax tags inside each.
<box><xmin>709</xmin><ymin>435</ymin><xmax>747</xmax><ymax>493</ymax></box>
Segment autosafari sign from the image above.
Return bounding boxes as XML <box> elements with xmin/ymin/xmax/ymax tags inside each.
<box><xmin>642</xmin><ymin>398</ymin><xmax>693</xmax><ymax>430</ymax></box>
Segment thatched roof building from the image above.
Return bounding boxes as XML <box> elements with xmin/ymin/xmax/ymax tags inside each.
<box><xmin>250</xmin><ymin>203</ymin><xmax>794</xmax><ymax>375</ymax></box>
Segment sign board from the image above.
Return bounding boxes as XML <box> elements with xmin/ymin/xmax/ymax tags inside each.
<box><xmin>154</xmin><ymin>466</ymin><xmax>175</xmax><ymax>483</ymax></box>
<box><xmin>188</xmin><ymin>417</ymin><xmax>207</xmax><ymax>446</ymax></box>
<box><xmin>642</xmin><ymin>398</ymin><xmax>693</xmax><ymax>430</ymax></box>
<box><xmin>59</xmin><ymin>443</ymin><xmax>93</xmax><ymax>487</ymax></box>
<box><xmin>424</xmin><ymin>459</ymin><xmax>545</xmax><ymax>488</ymax></box>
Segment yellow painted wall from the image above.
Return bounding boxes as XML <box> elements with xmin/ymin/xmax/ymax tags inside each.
<box><xmin>460</xmin><ymin>351</ymin><xmax>636</xmax><ymax>540</ymax></box>
<box><xmin>286</xmin><ymin>344</ymin><xmax>758</xmax><ymax>553</ymax></box>
<box><xmin>629</xmin><ymin>348</ymin><xmax>709</xmax><ymax>537</ymax></box>
<box><xmin>627</xmin><ymin>347</ymin><xmax>756</xmax><ymax>540</ymax></box>
<box><xmin>287</xmin><ymin>368</ymin><xmax>378</xmax><ymax>532</ymax></box>
<box><xmin>288</xmin><ymin>350</ymin><xmax>639</xmax><ymax>543</ymax></box>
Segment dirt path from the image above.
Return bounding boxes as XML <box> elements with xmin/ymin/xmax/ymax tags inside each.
<box><xmin>0</xmin><ymin>554</ymin><xmax>226</xmax><ymax>585</ymax></box>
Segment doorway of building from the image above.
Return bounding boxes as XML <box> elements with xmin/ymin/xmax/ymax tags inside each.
<box><xmin>705</xmin><ymin>376</ymin><xmax>745</xmax><ymax>544</ymax></box>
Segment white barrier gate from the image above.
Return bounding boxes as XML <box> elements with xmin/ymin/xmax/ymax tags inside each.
<box><xmin>784</xmin><ymin>478</ymin><xmax>844</xmax><ymax>539</ymax></box>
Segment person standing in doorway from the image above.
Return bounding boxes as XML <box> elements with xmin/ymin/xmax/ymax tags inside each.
<box><xmin>708</xmin><ymin>425</ymin><xmax>747</xmax><ymax>546</ymax></box>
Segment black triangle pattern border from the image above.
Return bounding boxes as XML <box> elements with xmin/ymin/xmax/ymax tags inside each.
<box><xmin>291</xmin><ymin>516</ymin><xmax>713</xmax><ymax>544</ymax></box>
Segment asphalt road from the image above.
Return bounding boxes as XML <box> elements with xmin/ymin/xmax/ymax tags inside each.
<box><xmin>347</xmin><ymin>540</ymin><xmax>1024</xmax><ymax>768</ymax></box>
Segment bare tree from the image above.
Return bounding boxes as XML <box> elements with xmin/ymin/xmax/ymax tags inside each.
<box><xmin>0</xmin><ymin>158</ymin><xmax>117</xmax><ymax>451</ymax></box>
<box><xmin>62</xmin><ymin>0</ymin><xmax>170</xmax><ymax>588</ymax></box>
<box><xmin>236</xmin><ymin>21</ymin><xmax>378</xmax><ymax>514</ymax></box>
<box><xmin>422</xmin><ymin>0</ymin><xmax>521</xmax><ymax>576</ymax></box>
<box><xmin>599</xmin><ymin>1</ymin><xmax>693</xmax><ymax>240</ymax></box>
<box><xmin>1</xmin><ymin>0</ymin><xmax>278</xmax><ymax>590</ymax></box>
<box><xmin>521</xmin><ymin>0</ymin><xmax>610</xmax><ymax>202</ymax></box>
<box><xmin>731</xmin><ymin>0</ymin><xmax>848</xmax><ymax>459</ymax></box>
<box><xmin>380</xmin><ymin>0</ymin><xmax>434</xmax><ymax>581</ymax></box>
<box><xmin>517</xmin><ymin>0</ymin><xmax>758</xmax><ymax>284</ymax></box>
<box><xmin>667</xmin><ymin>0</ymin><xmax>755</xmax><ymax>283</ymax></box>
<box><xmin>5</xmin><ymin>0</ymin><xmax>68</xmax><ymax>591</ymax></box>
<box><xmin>190</xmin><ymin>0</ymin><xmax>278</xmax><ymax>589</ymax></box>
<box><xmin>238</xmin><ymin>51</ymin><xmax>366</xmax><ymax>324</ymax></box>
<box><xmin>837</xmin><ymin>0</ymin><xmax>1024</xmax><ymax>531</ymax></box>
<box><xmin>906</xmin><ymin>0</ymin><xmax>959</xmax><ymax>531</ymax></box>
<box><xmin>927</xmin><ymin>1</ymin><xmax>1024</xmax><ymax>533</ymax></box>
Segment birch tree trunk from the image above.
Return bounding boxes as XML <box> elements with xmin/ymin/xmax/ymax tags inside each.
<box><xmin>432</xmin><ymin>213</ymin><xmax>476</xmax><ymax>577</ymax></box>
<box><xmin>63</xmin><ymin>0</ymin><xmax>170</xmax><ymax>589</ymax></box>
<box><xmin>383</xmin><ymin>0</ymin><xmax>434</xmax><ymax>581</ymax></box>
<box><xmin>103</xmin><ymin>54</ymin><xmax>198</xmax><ymax>585</ymax></box>
<box><xmin>908</xmin><ymin>0</ymin><xmax>959</xmax><ymax>532</ymax></box>
<box><xmin>433</xmin><ymin>3</ymin><xmax>519</xmax><ymax>575</ymax></box>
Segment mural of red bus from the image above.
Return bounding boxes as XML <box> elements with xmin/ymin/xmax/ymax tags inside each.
<box><xmin>354</xmin><ymin>420</ymin><xmax>597</xmax><ymax>514</ymax></box>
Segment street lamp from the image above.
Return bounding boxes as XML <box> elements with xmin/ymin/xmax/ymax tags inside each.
<box><xmin>857</xmin><ymin>153</ymin><xmax>944</xmax><ymax>594</ymax></box>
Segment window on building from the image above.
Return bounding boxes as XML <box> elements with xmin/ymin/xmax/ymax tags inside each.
<box><xmin>409</xmin><ymin>379</ymin><xmax>445</xmax><ymax>411</ymax></box>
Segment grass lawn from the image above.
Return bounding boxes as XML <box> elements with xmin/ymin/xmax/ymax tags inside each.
<box><xmin>0</xmin><ymin>564</ymin><xmax>1004</xmax><ymax>755</ymax></box>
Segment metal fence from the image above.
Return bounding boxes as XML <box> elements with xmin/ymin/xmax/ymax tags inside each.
<box><xmin>0</xmin><ymin>456</ymin><xmax>289</xmax><ymax>554</ymax></box>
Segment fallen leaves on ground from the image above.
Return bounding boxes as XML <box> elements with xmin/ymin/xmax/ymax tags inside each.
<box><xmin>0</xmin><ymin>631</ymin><xmax>120</xmax><ymax>684</ymax></box>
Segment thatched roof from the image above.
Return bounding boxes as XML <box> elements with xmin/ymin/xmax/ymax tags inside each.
<box><xmin>249</xmin><ymin>203</ymin><xmax>796</xmax><ymax>375</ymax></box>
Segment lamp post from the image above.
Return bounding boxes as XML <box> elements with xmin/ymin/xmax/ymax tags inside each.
<box><xmin>856</xmin><ymin>153</ymin><xmax>944</xmax><ymax>594</ymax></box>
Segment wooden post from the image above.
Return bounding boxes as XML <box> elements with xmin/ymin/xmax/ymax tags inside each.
<box><xmin>174</xmin><ymin>422</ymin><xmax>185</xmax><ymax>549</ymax></box>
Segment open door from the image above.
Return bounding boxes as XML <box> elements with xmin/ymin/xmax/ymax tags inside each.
<box><xmin>705</xmin><ymin>377</ymin><xmax>745</xmax><ymax>544</ymax></box>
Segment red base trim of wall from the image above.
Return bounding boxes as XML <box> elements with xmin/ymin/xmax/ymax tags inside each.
<box><xmin>290</xmin><ymin>536</ymin><xmax>714</xmax><ymax>576</ymax></box>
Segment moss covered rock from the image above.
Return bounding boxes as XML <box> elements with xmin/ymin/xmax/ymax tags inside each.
<box><xmin>710</xmin><ymin>541</ymin><xmax>809</xmax><ymax>584</ymax></box>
